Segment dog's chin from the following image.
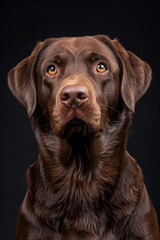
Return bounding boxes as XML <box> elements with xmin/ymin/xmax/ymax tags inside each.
<box><xmin>59</xmin><ymin>118</ymin><xmax>100</xmax><ymax>139</ymax></box>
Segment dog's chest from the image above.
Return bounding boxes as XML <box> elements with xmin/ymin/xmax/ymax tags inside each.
<box><xmin>52</xmin><ymin>205</ymin><xmax>114</xmax><ymax>240</ymax></box>
<box><xmin>39</xmin><ymin>184</ymin><xmax>112</xmax><ymax>239</ymax></box>
<box><xmin>53</xmin><ymin>192</ymin><xmax>108</xmax><ymax>236</ymax></box>
<box><xmin>35</xmin><ymin>160</ymin><xmax>117</xmax><ymax>239</ymax></box>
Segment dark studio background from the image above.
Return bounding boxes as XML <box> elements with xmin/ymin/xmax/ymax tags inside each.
<box><xmin>1</xmin><ymin>0</ymin><xmax>160</xmax><ymax>239</ymax></box>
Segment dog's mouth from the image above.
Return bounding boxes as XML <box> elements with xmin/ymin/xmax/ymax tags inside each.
<box><xmin>61</xmin><ymin>117</ymin><xmax>93</xmax><ymax>138</ymax></box>
<box><xmin>52</xmin><ymin>97</ymin><xmax>104</xmax><ymax>138</ymax></box>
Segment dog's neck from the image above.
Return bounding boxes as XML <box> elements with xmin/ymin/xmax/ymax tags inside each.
<box><xmin>32</xmin><ymin>107</ymin><xmax>131</xmax><ymax>195</ymax></box>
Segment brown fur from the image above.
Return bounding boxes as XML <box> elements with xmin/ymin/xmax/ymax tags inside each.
<box><xmin>8</xmin><ymin>35</ymin><xmax>159</xmax><ymax>239</ymax></box>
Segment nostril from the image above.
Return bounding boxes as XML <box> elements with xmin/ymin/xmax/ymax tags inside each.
<box><xmin>60</xmin><ymin>87</ymin><xmax>71</xmax><ymax>101</ymax></box>
<box><xmin>61</xmin><ymin>93</ymin><xmax>70</xmax><ymax>101</ymax></box>
<box><xmin>77</xmin><ymin>92</ymin><xmax>88</xmax><ymax>100</ymax></box>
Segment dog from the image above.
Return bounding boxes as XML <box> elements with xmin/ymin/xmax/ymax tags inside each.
<box><xmin>8</xmin><ymin>35</ymin><xmax>159</xmax><ymax>239</ymax></box>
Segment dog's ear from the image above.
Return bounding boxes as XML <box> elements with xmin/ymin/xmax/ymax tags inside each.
<box><xmin>8</xmin><ymin>41</ymin><xmax>43</xmax><ymax>117</ymax></box>
<box><xmin>112</xmin><ymin>39</ymin><xmax>152</xmax><ymax>112</ymax></box>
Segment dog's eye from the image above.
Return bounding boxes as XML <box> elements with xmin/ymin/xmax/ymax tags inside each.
<box><xmin>96</xmin><ymin>63</ymin><xmax>106</xmax><ymax>73</ymax></box>
<box><xmin>48</xmin><ymin>65</ymin><xmax>57</xmax><ymax>75</ymax></box>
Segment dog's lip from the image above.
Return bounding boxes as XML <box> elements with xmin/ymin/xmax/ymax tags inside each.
<box><xmin>65</xmin><ymin>115</ymin><xmax>88</xmax><ymax>128</ymax></box>
<box><xmin>60</xmin><ymin>117</ymin><xmax>103</xmax><ymax>140</ymax></box>
<box><xmin>63</xmin><ymin>108</ymin><xmax>102</xmax><ymax>130</ymax></box>
<box><xmin>54</xmin><ymin>107</ymin><xmax>102</xmax><ymax>137</ymax></box>
<box><xmin>60</xmin><ymin>117</ymin><xmax>88</xmax><ymax>137</ymax></box>
<box><xmin>65</xmin><ymin>108</ymin><xmax>83</xmax><ymax>121</ymax></box>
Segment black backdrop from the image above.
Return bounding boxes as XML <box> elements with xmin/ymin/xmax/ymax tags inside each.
<box><xmin>1</xmin><ymin>1</ymin><xmax>160</xmax><ymax>239</ymax></box>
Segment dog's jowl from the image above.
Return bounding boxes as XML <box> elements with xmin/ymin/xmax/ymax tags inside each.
<box><xmin>8</xmin><ymin>35</ymin><xmax>160</xmax><ymax>240</ymax></box>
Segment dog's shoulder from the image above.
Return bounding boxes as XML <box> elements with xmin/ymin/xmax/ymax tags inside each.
<box><xmin>112</xmin><ymin>152</ymin><xmax>144</xmax><ymax>212</ymax></box>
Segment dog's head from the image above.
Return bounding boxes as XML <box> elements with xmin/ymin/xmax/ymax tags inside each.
<box><xmin>8</xmin><ymin>35</ymin><xmax>151</xmax><ymax>138</ymax></box>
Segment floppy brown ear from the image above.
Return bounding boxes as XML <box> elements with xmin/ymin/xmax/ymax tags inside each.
<box><xmin>8</xmin><ymin>41</ymin><xmax>43</xmax><ymax>117</ymax></box>
<box><xmin>112</xmin><ymin>39</ymin><xmax>152</xmax><ymax>112</ymax></box>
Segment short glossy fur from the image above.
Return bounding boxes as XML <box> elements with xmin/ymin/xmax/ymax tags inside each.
<box><xmin>8</xmin><ymin>35</ymin><xmax>160</xmax><ymax>239</ymax></box>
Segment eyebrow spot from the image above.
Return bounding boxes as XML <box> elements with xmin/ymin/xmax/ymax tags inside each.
<box><xmin>88</xmin><ymin>52</ymin><xmax>100</xmax><ymax>62</ymax></box>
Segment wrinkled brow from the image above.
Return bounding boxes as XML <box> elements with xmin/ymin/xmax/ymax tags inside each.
<box><xmin>86</xmin><ymin>52</ymin><xmax>108</xmax><ymax>61</ymax></box>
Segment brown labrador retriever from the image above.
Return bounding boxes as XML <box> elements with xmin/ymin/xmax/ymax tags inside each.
<box><xmin>8</xmin><ymin>35</ymin><xmax>159</xmax><ymax>240</ymax></box>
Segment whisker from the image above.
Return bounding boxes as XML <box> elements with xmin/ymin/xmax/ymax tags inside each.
<box><xmin>46</xmin><ymin>130</ymin><xmax>53</xmax><ymax>147</ymax></box>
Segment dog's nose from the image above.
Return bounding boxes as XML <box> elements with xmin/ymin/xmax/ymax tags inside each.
<box><xmin>60</xmin><ymin>85</ymin><xmax>88</xmax><ymax>108</ymax></box>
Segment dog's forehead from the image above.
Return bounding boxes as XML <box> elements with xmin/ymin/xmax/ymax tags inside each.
<box><xmin>43</xmin><ymin>36</ymin><xmax>116</xmax><ymax>59</ymax></box>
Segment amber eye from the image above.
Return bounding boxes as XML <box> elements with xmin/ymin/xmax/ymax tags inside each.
<box><xmin>48</xmin><ymin>65</ymin><xmax>57</xmax><ymax>75</ymax></box>
<box><xmin>96</xmin><ymin>63</ymin><xmax>106</xmax><ymax>73</ymax></box>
